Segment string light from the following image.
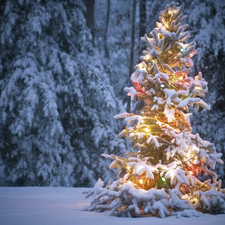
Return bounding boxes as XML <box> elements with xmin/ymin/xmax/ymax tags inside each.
<box><xmin>162</xmin><ymin>177</ymin><xmax>166</xmax><ymax>182</ymax></box>
<box><xmin>145</xmin><ymin>128</ymin><xmax>150</xmax><ymax>132</ymax></box>
<box><xmin>164</xmin><ymin>22</ymin><xmax>169</xmax><ymax>28</ymax></box>
<box><xmin>160</xmin><ymin>84</ymin><xmax>165</xmax><ymax>88</ymax></box>
<box><xmin>168</xmin><ymin>10</ymin><xmax>173</xmax><ymax>15</ymax></box>
<box><xmin>193</xmin><ymin>197</ymin><xmax>197</xmax><ymax>202</ymax></box>
<box><xmin>139</xmin><ymin>179</ymin><xmax>143</xmax><ymax>184</ymax></box>
<box><xmin>127</xmin><ymin>166</ymin><xmax>131</xmax><ymax>170</ymax></box>
<box><xmin>144</xmin><ymin>55</ymin><xmax>151</xmax><ymax>61</ymax></box>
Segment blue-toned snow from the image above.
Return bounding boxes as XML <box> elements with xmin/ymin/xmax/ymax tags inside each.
<box><xmin>0</xmin><ymin>187</ymin><xmax>225</xmax><ymax>225</ymax></box>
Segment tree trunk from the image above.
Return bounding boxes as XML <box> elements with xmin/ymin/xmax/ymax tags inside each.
<box><xmin>104</xmin><ymin>0</ymin><xmax>111</xmax><ymax>58</ymax></box>
<box><xmin>139</xmin><ymin>0</ymin><xmax>146</xmax><ymax>55</ymax></box>
<box><xmin>127</xmin><ymin>0</ymin><xmax>137</xmax><ymax>112</ymax></box>
<box><xmin>139</xmin><ymin>0</ymin><xmax>146</xmax><ymax>38</ymax></box>
<box><xmin>83</xmin><ymin>0</ymin><xmax>95</xmax><ymax>46</ymax></box>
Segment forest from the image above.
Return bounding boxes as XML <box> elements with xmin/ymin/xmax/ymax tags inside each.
<box><xmin>0</xmin><ymin>0</ymin><xmax>225</xmax><ymax>187</ymax></box>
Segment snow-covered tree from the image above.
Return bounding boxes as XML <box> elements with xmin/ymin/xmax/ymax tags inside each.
<box><xmin>84</xmin><ymin>2</ymin><xmax>225</xmax><ymax>217</ymax></box>
<box><xmin>0</xmin><ymin>0</ymin><xmax>126</xmax><ymax>186</ymax></box>
<box><xmin>185</xmin><ymin>0</ymin><xmax>225</xmax><ymax>182</ymax></box>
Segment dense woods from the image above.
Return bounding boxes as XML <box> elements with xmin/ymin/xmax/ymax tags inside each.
<box><xmin>0</xmin><ymin>0</ymin><xmax>224</xmax><ymax>187</ymax></box>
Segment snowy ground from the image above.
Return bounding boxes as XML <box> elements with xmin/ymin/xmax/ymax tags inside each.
<box><xmin>0</xmin><ymin>187</ymin><xmax>225</xmax><ymax>225</ymax></box>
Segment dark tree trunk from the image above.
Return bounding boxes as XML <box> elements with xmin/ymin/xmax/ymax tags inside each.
<box><xmin>139</xmin><ymin>0</ymin><xmax>146</xmax><ymax>38</ymax></box>
<box><xmin>104</xmin><ymin>0</ymin><xmax>111</xmax><ymax>58</ymax></box>
<box><xmin>139</xmin><ymin>0</ymin><xmax>146</xmax><ymax>56</ymax></box>
<box><xmin>127</xmin><ymin>0</ymin><xmax>137</xmax><ymax>113</ymax></box>
<box><xmin>83</xmin><ymin>0</ymin><xmax>95</xmax><ymax>46</ymax></box>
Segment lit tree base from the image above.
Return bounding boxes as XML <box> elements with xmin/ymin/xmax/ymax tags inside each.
<box><xmin>83</xmin><ymin>178</ymin><xmax>225</xmax><ymax>218</ymax></box>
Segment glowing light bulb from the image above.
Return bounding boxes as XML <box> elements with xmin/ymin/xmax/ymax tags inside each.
<box><xmin>168</xmin><ymin>10</ymin><xmax>173</xmax><ymax>15</ymax></box>
<box><xmin>139</xmin><ymin>179</ymin><xmax>143</xmax><ymax>184</ymax></box>
<box><xmin>127</xmin><ymin>166</ymin><xmax>131</xmax><ymax>170</ymax></box>
<box><xmin>145</xmin><ymin>128</ymin><xmax>150</xmax><ymax>132</ymax></box>
<box><xmin>162</xmin><ymin>177</ymin><xmax>166</xmax><ymax>182</ymax></box>
<box><xmin>164</xmin><ymin>22</ymin><xmax>169</xmax><ymax>28</ymax></box>
<box><xmin>144</xmin><ymin>55</ymin><xmax>150</xmax><ymax>61</ymax></box>
<box><xmin>160</xmin><ymin>84</ymin><xmax>165</xmax><ymax>88</ymax></box>
<box><xmin>189</xmin><ymin>171</ymin><xmax>194</xmax><ymax>175</ymax></box>
<box><xmin>128</xmin><ymin>181</ymin><xmax>132</xmax><ymax>184</ymax></box>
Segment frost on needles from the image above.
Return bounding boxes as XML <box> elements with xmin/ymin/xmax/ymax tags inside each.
<box><xmin>84</xmin><ymin>2</ymin><xmax>225</xmax><ymax>218</ymax></box>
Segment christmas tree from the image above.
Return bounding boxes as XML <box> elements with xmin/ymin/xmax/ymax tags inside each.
<box><xmin>84</xmin><ymin>2</ymin><xmax>225</xmax><ymax>217</ymax></box>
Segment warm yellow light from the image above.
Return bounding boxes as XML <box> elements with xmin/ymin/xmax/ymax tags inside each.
<box><xmin>145</xmin><ymin>128</ymin><xmax>150</xmax><ymax>132</ymax></box>
<box><xmin>164</xmin><ymin>22</ymin><xmax>169</xmax><ymax>28</ymax></box>
<box><xmin>128</xmin><ymin>181</ymin><xmax>132</xmax><ymax>184</ymax></box>
<box><xmin>193</xmin><ymin>197</ymin><xmax>198</xmax><ymax>202</ymax></box>
<box><xmin>179</xmin><ymin>77</ymin><xmax>183</xmax><ymax>80</ymax></box>
<box><xmin>144</xmin><ymin>55</ymin><xmax>150</xmax><ymax>61</ymax></box>
<box><xmin>189</xmin><ymin>171</ymin><xmax>194</xmax><ymax>175</ymax></box>
<box><xmin>127</xmin><ymin>166</ymin><xmax>131</xmax><ymax>170</ymax></box>
<box><xmin>168</xmin><ymin>51</ymin><xmax>172</xmax><ymax>54</ymax></box>
<box><xmin>139</xmin><ymin>179</ymin><xmax>143</xmax><ymax>184</ymax></box>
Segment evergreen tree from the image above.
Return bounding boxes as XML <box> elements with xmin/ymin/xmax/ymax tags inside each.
<box><xmin>186</xmin><ymin>0</ymin><xmax>225</xmax><ymax>183</ymax></box>
<box><xmin>0</xmin><ymin>0</ymin><xmax>126</xmax><ymax>186</ymax></box>
<box><xmin>84</xmin><ymin>2</ymin><xmax>225</xmax><ymax>217</ymax></box>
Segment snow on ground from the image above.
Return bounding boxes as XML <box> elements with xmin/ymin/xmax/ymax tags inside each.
<box><xmin>0</xmin><ymin>187</ymin><xmax>225</xmax><ymax>225</ymax></box>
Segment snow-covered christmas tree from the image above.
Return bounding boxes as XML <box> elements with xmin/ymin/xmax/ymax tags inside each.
<box><xmin>84</xmin><ymin>2</ymin><xmax>225</xmax><ymax>217</ymax></box>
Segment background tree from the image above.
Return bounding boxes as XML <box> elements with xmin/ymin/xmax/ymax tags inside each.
<box><xmin>83</xmin><ymin>0</ymin><xmax>95</xmax><ymax>46</ymax></box>
<box><xmin>127</xmin><ymin>0</ymin><xmax>137</xmax><ymax>113</ymax></box>
<box><xmin>0</xmin><ymin>0</ymin><xmax>126</xmax><ymax>186</ymax></box>
<box><xmin>104</xmin><ymin>0</ymin><xmax>111</xmax><ymax>58</ymax></box>
<box><xmin>139</xmin><ymin>0</ymin><xmax>147</xmax><ymax>57</ymax></box>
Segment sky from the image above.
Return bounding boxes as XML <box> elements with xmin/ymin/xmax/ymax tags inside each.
<box><xmin>0</xmin><ymin>187</ymin><xmax>225</xmax><ymax>225</ymax></box>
